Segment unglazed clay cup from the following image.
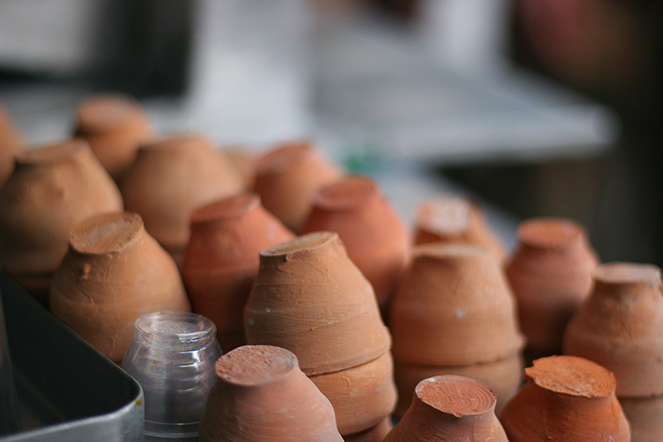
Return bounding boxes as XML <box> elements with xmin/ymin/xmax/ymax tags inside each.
<box><xmin>49</xmin><ymin>212</ymin><xmax>191</xmax><ymax>363</ymax></box>
<box><xmin>390</xmin><ymin>243</ymin><xmax>524</xmax><ymax>366</ymax></box>
<box><xmin>620</xmin><ymin>395</ymin><xmax>663</xmax><ymax>442</ymax></box>
<box><xmin>342</xmin><ymin>418</ymin><xmax>393</xmax><ymax>442</ymax></box>
<box><xmin>181</xmin><ymin>193</ymin><xmax>295</xmax><ymax>351</ymax></box>
<box><xmin>0</xmin><ymin>104</ymin><xmax>23</xmax><ymax>188</ymax></box>
<box><xmin>563</xmin><ymin>262</ymin><xmax>663</xmax><ymax>397</ymax></box>
<box><xmin>414</xmin><ymin>196</ymin><xmax>505</xmax><ymax>262</ymax></box>
<box><xmin>500</xmin><ymin>355</ymin><xmax>630</xmax><ymax>442</ymax></box>
<box><xmin>0</xmin><ymin>140</ymin><xmax>123</xmax><ymax>303</ymax></box>
<box><xmin>245</xmin><ymin>231</ymin><xmax>391</xmax><ymax>375</ymax></box>
<box><xmin>506</xmin><ymin>218</ymin><xmax>598</xmax><ymax>359</ymax></box>
<box><xmin>253</xmin><ymin>141</ymin><xmax>342</xmax><ymax>232</ymax></box>
<box><xmin>199</xmin><ymin>345</ymin><xmax>344</xmax><ymax>442</ymax></box>
<box><xmin>384</xmin><ymin>375</ymin><xmax>508</xmax><ymax>442</ymax></box>
<box><xmin>393</xmin><ymin>354</ymin><xmax>523</xmax><ymax>418</ymax></box>
<box><xmin>301</xmin><ymin>176</ymin><xmax>410</xmax><ymax>308</ymax></box>
<box><xmin>120</xmin><ymin>134</ymin><xmax>245</xmax><ymax>264</ymax></box>
<box><xmin>309</xmin><ymin>352</ymin><xmax>397</xmax><ymax>436</ymax></box>
<box><xmin>74</xmin><ymin>94</ymin><xmax>155</xmax><ymax>181</ymax></box>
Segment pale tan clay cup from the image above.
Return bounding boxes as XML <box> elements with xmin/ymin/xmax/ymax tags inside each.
<box><xmin>500</xmin><ymin>355</ymin><xmax>630</xmax><ymax>442</ymax></box>
<box><xmin>0</xmin><ymin>139</ymin><xmax>123</xmax><ymax>303</ymax></box>
<box><xmin>199</xmin><ymin>345</ymin><xmax>344</xmax><ymax>442</ymax></box>
<box><xmin>181</xmin><ymin>193</ymin><xmax>295</xmax><ymax>351</ymax></box>
<box><xmin>49</xmin><ymin>212</ymin><xmax>191</xmax><ymax>363</ymax></box>
<box><xmin>0</xmin><ymin>103</ymin><xmax>23</xmax><ymax>187</ymax></box>
<box><xmin>384</xmin><ymin>375</ymin><xmax>509</xmax><ymax>442</ymax></box>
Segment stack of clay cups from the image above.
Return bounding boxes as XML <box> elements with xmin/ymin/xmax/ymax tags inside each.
<box><xmin>244</xmin><ymin>232</ymin><xmax>397</xmax><ymax>439</ymax></box>
<box><xmin>500</xmin><ymin>355</ymin><xmax>630</xmax><ymax>442</ymax></box>
<box><xmin>0</xmin><ymin>103</ymin><xmax>23</xmax><ymax>187</ymax></box>
<box><xmin>506</xmin><ymin>218</ymin><xmax>599</xmax><ymax>361</ymax></box>
<box><xmin>564</xmin><ymin>263</ymin><xmax>663</xmax><ymax>442</ymax></box>
<box><xmin>389</xmin><ymin>243</ymin><xmax>525</xmax><ymax>417</ymax></box>
<box><xmin>181</xmin><ymin>193</ymin><xmax>295</xmax><ymax>351</ymax></box>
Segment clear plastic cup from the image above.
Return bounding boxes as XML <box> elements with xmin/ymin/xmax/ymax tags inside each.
<box><xmin>122</xmin><ymin>311</ymin><xmax>222</xmax><ymax>441</ymax></box>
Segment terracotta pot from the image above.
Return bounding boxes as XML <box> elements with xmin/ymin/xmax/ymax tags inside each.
<box><xmin>301</xmin><ymin>176</ymin><xmax>410</xmax><ymax>308</ymax></box>
<box><xmin>310</xmin><ymin>351</ymin><xmax>397</xmax><ymax>436</ymax></box>
<box><xmin>0</xmin><ymin>104</ymin><xmax>23</xmax><ymax>187</ymax></box>
<box><xmin>390</xmin><ymin>243</ymin><xmax>524</xmax><ymax>366</ymax></box>
<box><xmin>74</xmin><ymin>94</ymin><xmax>155</xmax><ymax>181</ymax></box>
<box><xmin>120</xmin><ymin>134</ymin><xmax>245</xmax><ymax>264</ymax></box>
<box><xmin>506</xmin><ymin>217</ymin><xmax>598</xmax><ymax>359</ymax></box>
<box><xmin>0</xmin><ymin>139</ymin><xmax>123</xmax><ymax>303</ymax></box>
<box><xmin>181</xmin><ymin>193</ymin><xmax>295</xmax><ymax>351</ymax></box>
<box><xmin>563</xmin><ymin>262</ymin><xmax>663</xmax><ymax>397</ymax></box>
<box><xmin>253</xmin><ymin>141</ymin><xmax>342</xmax><ymax>232</ymax></box>
<box><xmin>343</xmin><ymin>418</ymin><xmax>392</xmax><ymax>442</ymax></box>
<box><xmin>500</xmin><ymin>355</ymin><xmax>630</xmax><ymax>442</ymax></box>
<box><xmin>49</xmin><ymin>212</ymin><xmax>191</xmax><ymax>363</ymax></box>
<box><xmin>620</xmin><ymin>394</ymin><xmax>663</xmax><ymax>442</ymax></box>
<box><xmin>414</xmin><ymin>196</ymin><xmax>505</xmax><ymax>262</ymax></box>
<box><xmin>225</xmin><ymin>148</ymin><xmax>257</xmax><ymax>190</ymax></box>
<box><xmin>245</xmin><ymin>231</ymin><xmax>391</xmax><ymax>375</ymax></box>
<box><xmin>199</xmin><ymin>345</ymin><xmax>344</xmax><ymax>442</ymax></box>
<box><xmin>384</xmin><ymin>375</ymin><xmax>508</xmax><ymax>442</ymax></box>
<box><xmin>393</xmin><ymin>354</ymin><xmax>523</xmax><ymax>418</ymax></box>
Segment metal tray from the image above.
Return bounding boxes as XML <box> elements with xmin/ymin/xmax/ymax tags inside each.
<box><xmin>0</xmin><ymin>273</ymin><xmax>144</xmax><ymax>442</ymax></box>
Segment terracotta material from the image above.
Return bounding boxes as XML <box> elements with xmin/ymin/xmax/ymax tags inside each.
<box><xmin>253</xmin><ymin>141</ymin><xmax>342</xmax><ymax>232</ymax></box>
<box><xmin>620</xmin><ymin>395</ymin><xmax>663</xmax><ymax>442</ymax></box>
<box><xmin>500</xmin><ymin>355</ymin><xmax>630</xmax><ymax>442</ymax></box>
<box><xmin>394</xmin><ymin>354</ymin><xmax>523</xmax><ymax>418</ymax></box>
<box><xmin>245</xmin><ymin>231</ymin><xmax>391</xmax><ymax>375</ymax></box>
<box><xmin>310</xmin><ymin>352</ymin><xmax>397</xmax><ymax>435</ymax></box>
<box><xmin>49</xmin><ymin>212</ymin><xmax>191</xmax><ymax>363</ymax></box>
<box><xmin>301</xmin><ymin>176</ymin><xmax>410</xmax><ymax>308</ymax></box>
<box><xmin>564</xmin><ymin>262</ymin><xmax>663</xmax><ymax>397</ymax></box>
<box><xmin>414</xmin><ymin>196</ymin><xmax>505</xmax><ymax>262</ymax></box>
<box><xmin>120</xmin><ymin>134</ymin><xmax>245</xmax><ymax>264</ymax></box>
<box><xmin>390</xmin><ymin>243</ymin><xmax>524</xmax><ymax>366</ymax></box>
<box><xmin>181</xmin><ymin>193</ymin><xmax>295</xmax><ymax>351</ymax></box>
<box><xmin>225</xmin><ymin>148</ymin><xmax>257</xmax><ymax>190</ymax></box>
<box><xmin>384</xmin><ymin>375</ymin><xmax>508</xmax><ymax>442</ymax></box>
<box><xmin>74</xmin><ymin>94</ymin><xmax>155</xmax><ymax>180</ymax></box>
<box><xmin>506</xmin><ymin>218</ymin><xmax>598</xmax><ymax>359</ymax></box>
<box><xmin>0</xmin><ymin>104</ymin><xmax>23</xmax><ymax>187</ymax></box>
<box><xmin>343</xmin><ymin>418</ymin><xmax>392</xmax><ymax>442</ymax></box>
<box><xmin>199</xmin><ymin>345</ymin><xmax>344</xmax><ymax>442</ymax></box>
<box><xmin>0</xmin><ymin>140</ymin><xmax>123</xmax><ymax>303</ymax></box>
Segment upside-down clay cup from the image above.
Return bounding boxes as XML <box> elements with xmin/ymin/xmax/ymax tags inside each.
<box><xmin>199</xmin><ymin>345</ymin><xmax>344</xmax><ymax>442</ymax></box>
<box><xmin>500</xmin><ymin>355</ymin><xmax>630</xmax><ymax>442</ymax></box>
<box><xmin>0</xmin><ymin>140</ymin><xmax>123</xmax><ymax>303</ymax></box>
<box><xmin>253</xmin><ymin>141</ymin><xmax>343</xmax><ymax>233</ymax></box>
<box><xmin>619</xmin><ymin>395</ymin><xmax>663</xmax><ymax>442</ymax></box>
<box><xmin>49</xmin><ymin>212</ymin><xmax>191</xmax><ymax>363</ymax></box>
<box><xmin>0</xmin><ymin>104</ymin><xmax>23</xmax><ymax>187</ymax></box>
<box><xmin>342</xmin><ymin>418</ymin><xmax>393</xmax><ymax>442</ymax></box>
<box><xmin>181</xmin><ymin>193</ymin><xmax>295</xmax><ymax>351</ymax></box>
<box><xmin>74</xmin><ymin>94</ymin><xmax>155</xmax><ymax>181</ymax></box>
<box><xmin>384</xmin><ymin>375</ymin><xmax>509</xmax><ymax>442</ymax></box>
<box><xmin>120</xmin><ymin>134</ymin><xmax>245</xmax><ymax>264</ymax></box>
<box><xmin>301</xmin><ymin>176</ymin><xmax>410</xmax><ymax>308</ymax></box>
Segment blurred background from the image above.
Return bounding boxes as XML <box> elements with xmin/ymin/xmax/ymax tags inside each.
<box><xmin>0</xmin><ymin>0</ymin><xmax>661</xmax><ymax>265</ymax></box>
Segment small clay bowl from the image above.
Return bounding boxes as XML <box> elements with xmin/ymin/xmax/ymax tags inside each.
<box><xmin>342</xmin><ymin>417</ymin><xmax>393</xmax><ymax>442</ymax></box>
<box><xmin>199</xmin><ymin>345</ymin><xmax>344</xmax><ymax>442</ymax></box>
<box><xmin>253</xmin><ymin>141</ymin><xmax>342</xmax><ymax>232</ymax></box>
<box><xmin>384</xmin><ymin>375</ymin><xmax>508</xmax><ymax>442</ymax></box>
<box><xmin>301</xmin><ymin>176</ymin><xmax>410</xmax><ymax>308</ymax></box>
<box><xmin>0</xmin><ymin>103</ymin><xmax>23</xmax><ymax>187</ymax></box>
<box><xmin>620</xmin><ymin>394</ymin><xmax>663</xmax><ymax>442</ymax></box>
<box><xmin>500</xmin><ymin>355</ymin><xmax>630</xmax><ymax>442</ymax></box>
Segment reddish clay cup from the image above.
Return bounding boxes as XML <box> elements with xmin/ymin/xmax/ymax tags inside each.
<box><xmin>620</xmin><ymin>395</ymin><xmax>663</xmax><ymax>442</ymax></box>
<box><xmin>0</xmin><ymin>103</ymin><xmax>23</xmax><ymax>187</ymax></box>
<box><xmin>120</xmin><ymin>134</ymin><xmax>245</xmax><ymax>264</ymax></box>
<box><xmin>384</xmin><ymin>375</ymin><xmax>508</xmax><ymax>442</ymax></box>
<box><xmin>390</xmin><ymin>243</ymin><xmax>524</xmax><ymax>367</ymax></box>
<box><xmin>414</xmin><ymin>196</ymin><xmax>505</xmax><ymax>262</ymax></box>
<box><xmin>506</xmin><ymin>218</ymin><xmax>598</xmax><ymax>360</ymax></box>
<box><xmin>343</xmin><ymin>418</ymin><xmax>392</xmax><ymax>442</ymax></box>
<box><xmin>301</xmin><ymin>176</ymin><xmax>410</xmax><ymax>309</ymax></box>
<box><xmin>181</xmin><ymin>193</ymin><xmax>295</xmax><ymax>351</ymax></box>
<box><xmin>74</xmin><ymin>94</ymin><xmax>155</xmax><ymax>181</ymax></box>
<box><xmin>393</xmin><ymin>354</ymin><xmax>523</xmax><ymax>418</ymax></box>
<box><xmin>244</xmin><ymin>231</ymin><xmax>391</xmax><ymax>375</ymax></box>
<box><xmin>500</xmin><ymin>355</ymin><xmax>630</xmax><ymax>442</ymax></box>
<box><xmin>199</xmin><ymin>345</ymin><xmax>344</xmax><ymax>442</ymax></box>
<box><xmin>310</xmin><ymin>352</ymin><xmax>397</xmax><ymax>436</ymax></box>
<box><xmin>0</xmin><ymin>140</ymin><xmax>123</xmax><ymax>303</ymax></box>
<box><xmin>49</xmin><ymin>212</ymin><xmax>191</xmax><ymax>363</ymax></box>
<box><xmin>564</xmin><ymin>263</ymin><xmax>663</xmax><ymax>397</ymax></box>
<box><xmin>253</xmin><ymin>141</ymin><xmax>343</xmax><ymax>233</ymax></box>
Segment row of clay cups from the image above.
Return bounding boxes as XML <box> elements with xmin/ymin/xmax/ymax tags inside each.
<box><xmin>389</xmin><ymin>242</ymin><xmax>525</xmax><ymax>417</ymax></box>
<box><xmin>244</xmin><ymin>231</ymin><xmax>397</xmax><ymax>437</ymax></box>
